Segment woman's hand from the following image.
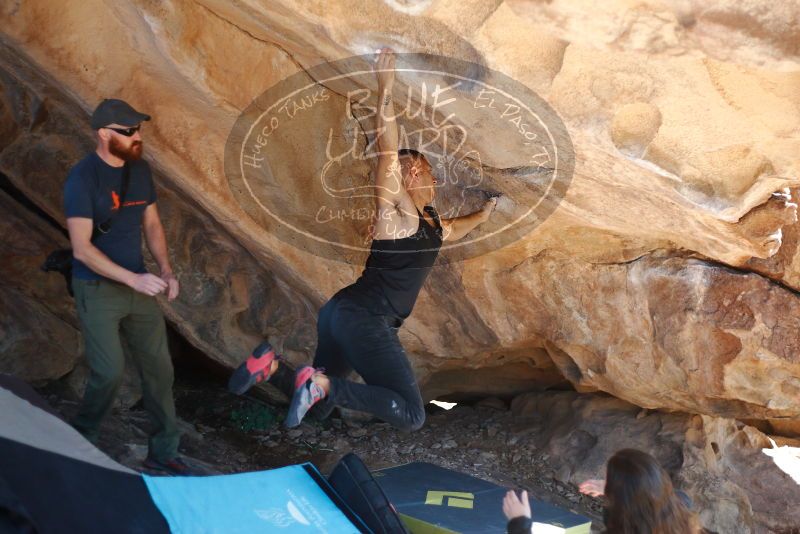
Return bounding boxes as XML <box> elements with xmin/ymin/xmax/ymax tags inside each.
<box><xmin>578</xmin><ymin>479</ymin><xmax>605</xmax><ymax>497</ymax></box>
<box><xmin>503</xmin><ymin>489</ymin><xmax>531</xmax><ymax>520</ymax></box>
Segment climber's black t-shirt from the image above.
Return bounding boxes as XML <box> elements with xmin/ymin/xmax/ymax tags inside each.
<box><xmin>336</xmin><ymin>205</ymin><xmax>443</xmax><ymax>320</ymax></box>
<box><xmin>63</xmin><ymin>152</ymin><xmax>157</xmax><ymax>280</ymax></box>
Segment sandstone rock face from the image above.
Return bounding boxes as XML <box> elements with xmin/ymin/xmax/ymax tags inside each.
<box><xmin>511</xmin><ymin>390</ymin><xmax>800</xmax><ymax>533</ymax></box>
<box><xmin>0</xmin><ymin>187</ymin><xmax>79</xmax><ymax>382</ymax></box>
<box><xmin>496</xmin><ymin>253</ymin><xmax>800</xmax><ymax>420</ymax></box>
<box><xmin>1</xmin><ymin>1</ymin><xmax>799</xmax><ymax>426</ymax></box>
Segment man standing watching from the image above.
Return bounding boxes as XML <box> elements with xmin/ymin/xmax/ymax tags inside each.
<box><xmin>64</xmin><ymin>98</ymin><xmax>190</xmax><ymax>475</ymax></box>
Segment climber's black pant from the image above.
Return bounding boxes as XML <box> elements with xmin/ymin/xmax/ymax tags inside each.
<box><xmin>308</xmin><ymin>295</ymin><xmax>425</xmax><ymax>431</ymax></box>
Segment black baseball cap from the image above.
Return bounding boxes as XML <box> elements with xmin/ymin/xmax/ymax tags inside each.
<box><xmin>90</xmin><ymin>98</ymin><xmax>151</xmax><ymax>129</ymax></box>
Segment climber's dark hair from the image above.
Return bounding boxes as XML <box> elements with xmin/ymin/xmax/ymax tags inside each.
<box><xmin>398</xmin><ymin>148</ymin><xmax>426</xmax><ymax>163</ymax></box>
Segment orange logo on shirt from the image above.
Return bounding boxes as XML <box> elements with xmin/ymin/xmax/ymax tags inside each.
<box><xmin>111</xmin><ymin>190</ymin><xmax>120</xmax><ymax>211</ymax></box>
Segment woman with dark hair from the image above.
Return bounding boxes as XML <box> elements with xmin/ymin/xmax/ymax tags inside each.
<box><xmin>504</xmin><ymin>449</ymin><xmax>702</xmax><ymax>534</ymax></box>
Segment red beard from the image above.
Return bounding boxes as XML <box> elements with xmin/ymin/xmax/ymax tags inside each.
<box><xmin>109</xmin><ymin>136</ymin><xmax>143</xmax><ymax>161</ymax></box>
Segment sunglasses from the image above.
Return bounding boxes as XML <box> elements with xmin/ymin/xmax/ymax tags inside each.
<box><xmin>104</xmin><ymin>125</ymin><xmax>141</xmax><ymax>137</ymax></box>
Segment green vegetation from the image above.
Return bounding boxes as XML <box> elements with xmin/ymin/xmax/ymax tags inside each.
<box><xmin>230</xmin><ymin>400</ymin><xmax>282</xmax><ymax>432</ymax></box>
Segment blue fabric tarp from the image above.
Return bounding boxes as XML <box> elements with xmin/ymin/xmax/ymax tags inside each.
<box><xmin>143</xmin><ymin>463</ymin><xmax>363</xmax><ymax>534</ymax></box>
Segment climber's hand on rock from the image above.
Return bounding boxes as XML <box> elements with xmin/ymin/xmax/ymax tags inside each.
<box><xmin>578</xmin><ymin>479</ymin><xmax>605</xmax><ymax>497</ymax></box>
<box><xmin>478</xmin><ymin>197</ymin><xmax>497</xmax><ymax>223</ymax></box>
<box><xmin>375</xmin><ymin>47</ymin><xmax>395</xmax><ymax>90</ymax></box>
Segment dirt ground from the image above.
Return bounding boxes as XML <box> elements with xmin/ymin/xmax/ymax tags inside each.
<box><xmin>40</xmin><ymin>367</ymin><xmax>605</xmax><ymax>533</ymax></box>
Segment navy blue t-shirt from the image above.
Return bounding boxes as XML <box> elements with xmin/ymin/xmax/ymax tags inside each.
<box><xmin>63</xmin><ymin>152</ymin><xmax>157</xmax><ymax>281</ymax></box>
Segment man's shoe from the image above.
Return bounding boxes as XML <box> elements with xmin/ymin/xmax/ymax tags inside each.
<box><xmin>285</xmin><ymin>366</ymin><xmax>327</xmax><ymax>428</ymax></box>
<box><xmin>228</xmin><ymin>341</ymin><xmax>278</xmax><ymax>395</ymax></box>
<box><xmin>142</xmin><ymin>456</ymin><xmax>201</xmax><ymax>476</ymax></box>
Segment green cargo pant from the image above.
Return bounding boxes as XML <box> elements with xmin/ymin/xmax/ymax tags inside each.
<box><xmin>71</xmin><ymin>278</ymin><xmax>180</xmax><ymax>461</ymax></box>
